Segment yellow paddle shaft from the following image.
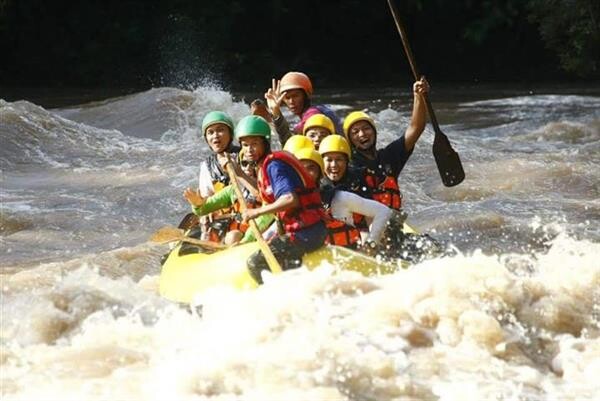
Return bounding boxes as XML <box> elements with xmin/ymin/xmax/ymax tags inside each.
<box><xmin>225</xmin><ymin>161</ymin><xmax>282</xmax><ymax>274</ymax></box>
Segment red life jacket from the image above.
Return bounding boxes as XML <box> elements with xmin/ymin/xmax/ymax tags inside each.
<box><xmin>258</xmin><ymin>151</ymin><xmax>325</xmax><ymax>234</ymax></box>
<box><xmin>364</xmin><ymin>170</ymin><xmax>402</xmax><ymax>210</ymax></box>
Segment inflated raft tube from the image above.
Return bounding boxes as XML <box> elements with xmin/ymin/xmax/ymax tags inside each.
<box><xmin>159</xmin><ymin>223</ymin><xmax>417</xmax><ymax>303</ymax></box>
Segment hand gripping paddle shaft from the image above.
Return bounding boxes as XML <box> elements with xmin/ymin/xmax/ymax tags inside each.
<box><xmin>225</xmin><ymin>160</ymin><xmax>283</xmax><ymax>274</ymax></box>
<box><xmin>387</xmin><ymin>0</ymin><xmax>465</xmax><ymax>187</ymax></box>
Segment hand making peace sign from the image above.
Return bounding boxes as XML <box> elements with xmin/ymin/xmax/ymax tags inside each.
<box><xmin>264</xmin><ymin>78</ymin><xmax>285</xmax><ymax>119</ymax></box>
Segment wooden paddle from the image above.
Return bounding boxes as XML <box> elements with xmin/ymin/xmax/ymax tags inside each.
<box><xmin>176</xmin><ymin>212</ymin><xmax>199</xmax><ymax>230</ymax></box>
<box><xmin>387</xmin><ymin>0</ymin><xmax>465</xmax><ymax>187</ymax></box>
<box><xmin>224</xmin><ymin>160</ymin><xmax>283</xmax><ymax>274</ymax></box>
<box><xmin>150</xmin><ymin>226</ymin><xmax>227</xmax><ymax>249</ymax></box>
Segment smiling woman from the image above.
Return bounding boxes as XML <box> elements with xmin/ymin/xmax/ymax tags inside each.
<box><xmin>320</xmin><ymin>136</ymin><xmax>351</xmax><ymax>184</ymax></box>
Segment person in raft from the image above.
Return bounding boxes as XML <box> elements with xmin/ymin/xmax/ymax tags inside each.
<box><xmin>317</xmin><ymin>135</ymin><xmax>373</xmax><ymax>203</ymax></box>
<box><xmin>285</xmin><ymin>139</ymin><xmax>402</xmax><ymax>252</ymax></box>
<box><xmin>323</xmin><ymin>117</ymin><xmax>444</xmax><ymax>262</ymax></box>
<box><xmin>183</xmin><ymin>111</ymin><xmax>240</xmax><ymax>241</ymax></box>
<box><xmin>196</xmin><ymin>111</ymin><xmax>240</xmax><ymax>196</ymax></box>
<box><xmin>234</xmin><ymin>115</ymin><xmax>327</xmax><ymax>284</ymax></box>
<box><xmin>343</xmin><ymin>77</ymin><xmax>430</xmax><ymax>211</ymax></box>
<box><xmin>302</xmin><ymin>113</ymin><xmax>336</xmax><ymax>150</ymax></box>
<box><xmin>183</xmin><ymin>149</ymin><xmax>275</xmax><ymax>246</ymax></box>
<box><xmin>280</xmin><ymin>114</ymin><xmax>335</xmax><ymax>151</ymax></box>
<box><xmin>313</xmin><ymin>135</ymin><xmax>406</xmax><ymax>250</ymax></box>
<box><xmin>263</xmin><ymin>71</ymin><xmax>342</xmax><ymax>146</ymax></box>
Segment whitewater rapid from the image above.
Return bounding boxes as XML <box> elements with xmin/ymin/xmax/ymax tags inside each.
<box><xmin>1</xmin><ymin>85</ymin><xmax>599</xmax><ymax>400</ymax></box>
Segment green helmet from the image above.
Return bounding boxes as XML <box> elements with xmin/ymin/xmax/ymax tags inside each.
<box><xmin>201</xmin><ymin>111</ymin><xmax>234</xmax><ymax>135</ymax></box>
<box><xmin>235</xmin><ymin>115</ymin><xmax>271</xmax><ymax>142</ymax></box>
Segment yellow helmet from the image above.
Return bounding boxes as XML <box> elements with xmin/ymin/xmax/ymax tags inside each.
<box><xmin>283</xmin><ymin>134</ymin><xmax>315</xmax><ymax>153</ymax></box>
<box><xmin>342</xmin><ymin>111</ymin><xmax>376</xmax><ymax>139</ymax></box>
<box><xmin>303</xmin><ymin>113</ymin><xmax>335</xmax><ymax>136</ymax></box>
<box><xmin>293</xmin><ymin>147</ymin><xmax>324</xmax><ymax>173</ymax></box>
<box><xmin>318</xmin><ymin>135</ymin><xmax>351</xmax><ymax>160</ymax></box>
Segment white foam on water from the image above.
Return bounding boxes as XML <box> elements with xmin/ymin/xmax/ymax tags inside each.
<box><xmin>1</xmin><ymin>231</ymin><xmax>598</xmax><ymax>400</ymax></box>
<box><xmin>461</xmin><ymin>94</ymin><xmax>600</xmax><ymax>108</ymax></box>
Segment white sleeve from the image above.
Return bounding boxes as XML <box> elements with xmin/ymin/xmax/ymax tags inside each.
<box><xmin>198</xmin><ymin>161</ymin><xmax>215</xmax><ymax>197</ymax></box>
<box><xmin>331</xmin><ymin>191</ymin><xmax>393</xmax><ymax>242</ymax></box>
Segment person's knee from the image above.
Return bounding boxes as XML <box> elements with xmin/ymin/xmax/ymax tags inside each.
<box><xmin>224</xmin><ymin>230</ymin><xmax>243</xmax><ymax>246</ymax></box>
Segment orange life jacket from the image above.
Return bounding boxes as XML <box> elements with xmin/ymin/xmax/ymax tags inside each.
<box><xmin>319</xmin><ymin>187</ymin><xmax>361</xmax><ymax>247</ymax></box>
<box><xmin>228</xmin><ymin>188</ymin><xmax>262</xmax><ymax>233</ymax></box>
<box><xmin>258</xmin><ymin>151</ymin><xmax>324</xmax><ymax>234</ymax></box>
<box><xmin>364</xmin><ymin>170</ymin><xmax>402</xmax><ymax>210</ymax></box>
<box><xmin>324</xmin><ymin>217</ymin><xmax>361</xmax><ymax>247</ymax></box>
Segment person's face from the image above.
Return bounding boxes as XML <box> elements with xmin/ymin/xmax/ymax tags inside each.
<box><xmin>300</xmin><ymin>159</ymin><xmax>321</xmax><ymax>183</ymax></box>
<box><xmin>204</xmin><ymin>123</ymin><xmax>232</xmax><ymax>153</ymax></box>
<box><xmin>240</xmin><ymin>153</ymin><xmax>257</xmax><ymax>177</ymax></box>
<box><xmin>239</xmin><ymin>136</ymin><xmax>267</xmax><ymax>162</ymax></box>
<box><xmin>322</xmin><ymin>152</ymin><xmax>348</xmax><ymax>183</ymax></box>
<box><xmin>282</xmin><ymin>89</ymin><xmax>306</xmax><ymax>115</ymax></box>
<box><xmin>305</xmin><ymin>127</ymin><xmax>331</xmax><ymax>149</ymax></box>
<box><xmin>348</xmin><ymin>121</ymin><xmax>376</xmax><ymax>151</ymax></box>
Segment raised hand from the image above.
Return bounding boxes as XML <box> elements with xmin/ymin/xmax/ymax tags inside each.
<box><xmin>264</xmin><ymin>78</ymin><xmax>285</xmax><ymax>118</ymax></box>
<box><xmin>251</xmin><ymin>99</ymin><xmax>273</xmax><ymax>123</ymax></box>
<box><xmin>183</xmin><ymin>188</ymin><xmax>205</xmax><ymax>208</ymax></box>
<box><xmin>413</xmin><ymin>76</ymin><xmax>430</xmax><ymax>97</ymax></box>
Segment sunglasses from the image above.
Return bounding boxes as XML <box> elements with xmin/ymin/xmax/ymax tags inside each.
<box><xmin>240</xmin><ymin>160</ymin><xmax>257</xmax><ymax>168</ymax></box>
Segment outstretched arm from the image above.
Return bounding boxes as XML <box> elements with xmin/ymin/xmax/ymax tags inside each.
<box><xmin>332</xmin><ymin>191</ymin><xmax>393</xmax><ymax>242</ymax></box>
<box><xmin>404</xmin><ymin>77</ymin><xmax>430</xmax><ymax>152</ymax></box>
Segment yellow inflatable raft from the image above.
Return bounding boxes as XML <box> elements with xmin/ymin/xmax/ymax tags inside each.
<box><xmin>159</xmin><ymin>224</ymin><xmax>416</xmax><ymax>303</ymax></box>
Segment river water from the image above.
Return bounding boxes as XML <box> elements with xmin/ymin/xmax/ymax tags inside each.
<box><xmin>1</xmin><ymin>85</ymin><xmax>599</xmax><ymax>400</ymax></box>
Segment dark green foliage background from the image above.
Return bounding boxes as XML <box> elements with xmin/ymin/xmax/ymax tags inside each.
<box><xmin>1</xmin><ymin>0</ymin><xmax>598</xmax><ymax>89</ymax></box>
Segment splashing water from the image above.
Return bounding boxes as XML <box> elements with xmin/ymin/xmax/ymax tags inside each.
<box><xmin>1</xmin><ymin>85</ymin><xmax>599</xmax><ymax>400</ymax></box>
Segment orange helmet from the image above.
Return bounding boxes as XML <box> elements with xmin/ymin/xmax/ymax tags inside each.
<box><xmin>280</xmin><ymin>72</ymin><xmax>313</xmax><ymax>97</ymax></box>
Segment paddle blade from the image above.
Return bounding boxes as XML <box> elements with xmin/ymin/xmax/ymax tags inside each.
<box><xmin>150</xmin><ymin>226</ymin><xmax>185</xmax><ymax>244</ymax></box>
<box><xmin>177</xmin><ymin>213</ymin><xmax>199</xmax><ymax>230</ymax></box>
<box><xmin>433</xmin><ymin>131</ymin><xmax>465</xmax><ymax>187</ymax></box>
<box><xmin>150</xmin><ymin>226</ymin><xmax>226</xmax><ymax>249</ymax></box>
